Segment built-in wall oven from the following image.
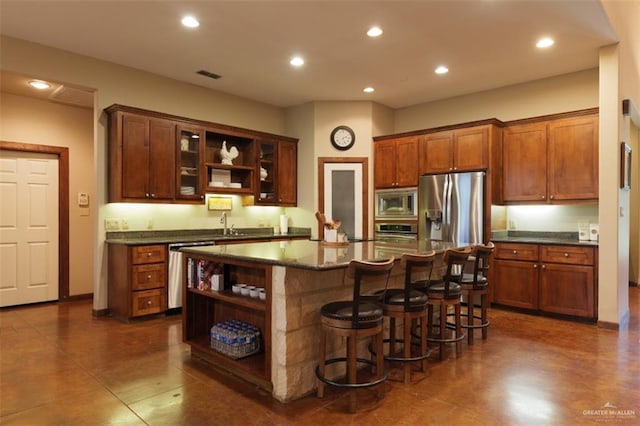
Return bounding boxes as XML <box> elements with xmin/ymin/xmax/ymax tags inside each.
<box><xmin>168</xmin><ymin>240</ymin><xmax>216</xmax><ymax>310</ymax></box>
<box><xmin>375</xmin><ymin>187</ymin><xmax>418</xmax><ymax>220</ymax></box>
<box><xmin>375</xmin><ymin>222</ymin><xmax>418</xmax><ymax>243</ymax></box>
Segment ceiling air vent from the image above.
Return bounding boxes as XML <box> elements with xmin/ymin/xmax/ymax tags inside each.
<box><xmin>49</xmin><ymin>85</ymin><xmax>93</xmax><ymax>108</ymax></box>
<box><xmin>197</xmin><ymin>70</ymin><xmax>222</xmax><ymax>80</ymax></box>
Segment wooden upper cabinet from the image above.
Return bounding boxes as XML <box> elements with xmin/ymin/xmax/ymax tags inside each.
<box><xmin>419</xmin><ymin>131</ymin><xmax>452</xmax><ymax>174</ymax></box>
<box><xmin>419</xmin><ymin>126</ymin><xmax>489</xmax><ymax>174</ymax></box>
<box><xmin>276</xmin><ymin>139</ymin><xmax>297</xmax><ymax>205</ymax></box>
<box><xmin>374</xmin><ymin>136</ymin><xmax>418</xmax><ymax>188</ymax></box>
<box><xmin>114</xmin><ymin>111</ymin><xmax>176</xmax><ymax>202</ymax></box>
<box><xmin>548</xmin><ymin>115</ymin><xmax>598</xmax><ymax>201</ymax></box>
<box><xmin>502</xmin><ymin>122</ymin><xmax>547</xmax><ymax>202</ymax></box>
<box><xmin>502</xmin><ymin>113</ymin><xmax>598</xmax><ymax>203</ymax></box>
<box><xmin>107</xmin><ymin>104</ymin><xmax>297</xmax><ymax>205</ymax></box>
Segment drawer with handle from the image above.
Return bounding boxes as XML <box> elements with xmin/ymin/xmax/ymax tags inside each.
<box><xmin>131</xmin><ymin>244</ymin><xmax>166</xmax><ymax>264</ymax></box>
<box><xmin>494</xmin><ymin>243</ymin><xmax>539</xmax><ymax>261</ymax></box>
<box><xmin>540</xmin><ymin>245</ymin><xmax>594</xmax><ymax>266</ymax></box>
<box><xmin>131</xmin><ymin>263</ymin><xmax>166</xmax><ymax>290</ymax></box>
<box><xmin>131</xmin><ymin>289</ymin><xmax>166</xmax><ymax>317</ymax></box>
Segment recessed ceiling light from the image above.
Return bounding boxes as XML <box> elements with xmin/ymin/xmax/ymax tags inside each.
<box><xmin>536</xmin><ymin>37</ymin><xmax>554</xmax><ymax>48</ymax></box>
<box><xmin>367</xmin><ymin>26</ymin><xmax>383</xmax><ymax>37</ymax></box>
<box><xmin>28</xmin><ymin>80</ymin><xmax>51</xmax><ymax>90</ymax></box>
<box><xmin>434</xmin><ymin>65</ymin><xmax>449</xmax><ymax>75</ymax></box>
<box><xmin>290</xmin><ymin>56</ymin><xmax>304</xmax><ymax>67</ymax></box>
<box><xmin>181</xmin><ymin>16</ymin><xmax>200</xmax><ymax>28</ymax></box>
<box><xmin>363</xmin><ymin>87</ymin><xmax>375</xmax><ymax>93</ymax></box>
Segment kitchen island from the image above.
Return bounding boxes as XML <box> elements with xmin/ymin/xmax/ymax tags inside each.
<box><xmin>180</xmin><ymin>239</ymin><xmax>467</xmax><ymax>402</ymax></box>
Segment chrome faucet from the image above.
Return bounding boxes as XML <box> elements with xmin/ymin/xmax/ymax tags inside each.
<box><xmin>220</xmin><ymin>212</ymin><xmax>228</xmax><ymax>236</ymax></box>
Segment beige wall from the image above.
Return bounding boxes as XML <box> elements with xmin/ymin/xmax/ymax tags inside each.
<box><xmin>1</xmin><ymin>93</ymin><xmax>94</xmax><ymax>296</ymax></box>
<box><xmin>630</xmin><ymin>122</ymin><xmax>639</xmax><ymax>285</ymax></box>
<box><xmin>394</xmin><ymin>68</ymin><xmax>599</xmax><ymax>131</ymax></box>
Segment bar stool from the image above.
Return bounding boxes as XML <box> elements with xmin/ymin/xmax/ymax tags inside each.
<box><xmin>316</xmin><ymin>257</ymin><xmax>395</xmax><ymax>411</ymax></box>
<box><xmin>381</xmin><ymin>251</ymin><xmax>435</xmax><ymax>383</ymax></box>
<box><xmin>459</xmin><ymin>242</ymin><xmax>495</xmax><ymax>345</ymax></box>
<box><xmin>426</xmin><ymin>247</ymin><xmax>471</xmax><ymax>360</ymax></box>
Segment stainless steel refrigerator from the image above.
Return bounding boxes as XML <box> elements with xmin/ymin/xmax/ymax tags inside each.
<box><xmin>418</xmin><ymin>171</ymin><xmax>484</xmax><ymax>243</ymax></box>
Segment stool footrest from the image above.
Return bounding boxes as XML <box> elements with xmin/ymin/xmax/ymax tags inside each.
<box><xmin>376</xmin><ymin>338</ymin><xmax>432</xmax><ymax>362</ymax></box>
<box><xmin>315</xmin><ymin>357</ymin><xmax>387</xmax><ymax>389</ymax></box>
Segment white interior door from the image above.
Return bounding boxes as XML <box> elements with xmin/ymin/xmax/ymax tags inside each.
<box><xmin>0</xmin><ymin>150</ymin><xmax>59</xmax><ymax>307</ymax></box>
<box><xmin>323</xmin><ymin>162</ymin><xmax>363</xmax><ymax>240</ymax></box>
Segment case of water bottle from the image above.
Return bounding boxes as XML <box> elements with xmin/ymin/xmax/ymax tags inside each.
<box><xmin>210</xmin><ymin>319</ymin><xmax>261</xmax><ymax>359</ymax></box>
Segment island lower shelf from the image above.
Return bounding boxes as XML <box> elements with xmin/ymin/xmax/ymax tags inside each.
<box><xmin>182</xmin><ymin>255</ymin><xmax>272</xmax><ymax>392</ymax></box>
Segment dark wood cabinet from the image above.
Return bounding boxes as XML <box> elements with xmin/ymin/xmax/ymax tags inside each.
<box><xmin>106</xmin><ymin>104</ymin><xmax>298</xmax><ymax>205</ymax></box>
<box><xmin>502</xmin><ymin>113</ymin><xmax>598</xmax><ymax>203</ymax></box>
<box><xmin>547</xmin><ymin>116</ymin><xmax>599</xmax><ymax>201</ymax></box>
<box><xmin>492</xmin><ymin>243</ymin><xmax>540</xmax><ymax>309</ymax></box>
<box><xmin>109</xmin><ymin>110</ymin><xmax>176</xmax><ymax>202</ymax></box>
<box><xmin>492</xmin><ymin>242</ymin><xmax>597</xmax><ymax>320</ymax></box>
<box><xmin>276</xmin><ymin>139</ymin><xmax>297</xmax><ymax>205</ymax></box>
<box><xmin>254</xmin><ymin>139</ymin><xmax>297</xmax><ymax>206</ymax></box>
<box><xmin>374</xmin><ymin>136</ymin><xmax>418</xmax><ymax>188</ymax></box>
<box><xmin>182</xmin><ymin>254</ymin><xmax>272</xmax><ymax>392</ymax></box>
<box><xmin>108</xmin><ymin>243</ymin><xmax>167</xmax><ymax>320</ymax></box>
<box><xmin>502</xmin><ymin>123</ymin><xmax>548</xmax><ymax>202</ymax></box>
<box><xmin>176</xmin><ymin>125</ymin><xmax>205</xmax><ymax>201</ymax></box>
<box><xmin>419</xmin><ymin>125</ymin><xmax>490</xmax><ymax>174</ymax></box>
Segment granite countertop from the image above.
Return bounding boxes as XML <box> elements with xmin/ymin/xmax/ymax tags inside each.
<box><xmin>491</xmin><ymin>231</ymin><xmax>599</xmax><ymax>247</ymax></box>
<box><xmin>180</xmin><ymin>239</ymin><xmax>471</xmax><ymax>271</ymax></box>
<box><xmin>105</xmin><ymin>228</ymin><xmax>311</xmax><ymax>245</ymax></box>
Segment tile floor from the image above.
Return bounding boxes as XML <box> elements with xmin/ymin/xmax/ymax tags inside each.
<box><xmin>1</xmin><ymin>287</ymin><xmax>638</xmax><ymax>425</ymax></box>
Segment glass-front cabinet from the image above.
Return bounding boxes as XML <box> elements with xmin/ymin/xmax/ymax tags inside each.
<box><xmin>257</xmin><ymin>141</ymin><xmax>276</xmax><ymax>203</ymax></box>
<box><xmin>177</xmin><ymin>126</ymin><xmax>205</xmax><ymax>201</ymax></box>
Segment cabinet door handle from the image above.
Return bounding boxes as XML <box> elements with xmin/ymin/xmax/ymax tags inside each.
<box><xmin>564</xmin><ymin>253</ymin><xmax>569</xmax><ymax>257</ymax></box>
<box><xmin>512</xmin><ymin>250</ymin><xmax>518</xmax><ymax>254</ymax></box>
<box><xmin>533</xmin><ymin>264</ymin><xmax>538</xmax><ymax>269</ymax></box>
<box><xmin>541</xmin><ymin>264</ymin><xmax>546</xmax><ymax>270</ymax></box>
<box><xmin>147</xmin><ymin>300</ymin><xmax>152</xmax><ymax>305</ymax></box>
<box><xmin>145</xmin><ymin>193</ymin><xmax>150</xmax><ymax>198</ymax></box>
<box><xmin>550</xmin><ymin>195</ymin><xmax>555</xmax><ymax>200</ymax></box>
<box><xmin>147</xmin><ymin>252</ymin><xmax>152</xmax><ymax>257</ymax></box>
<box><xmin>147</xmin><ymin>274</ymin><xmax>152</xmax><ymax>280</ymax></box>
<box><xmin>541</xmin><ymin>195</ymin><xmax>545</xmax><ymax>200</ymax></box>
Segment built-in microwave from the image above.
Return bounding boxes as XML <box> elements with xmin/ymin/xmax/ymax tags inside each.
<box><xmin>375</xmin><ymin>187</ymin><xmax>418</xmax><ymax>220</ymax></box>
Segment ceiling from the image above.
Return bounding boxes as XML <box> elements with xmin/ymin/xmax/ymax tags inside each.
<box><xmin>0</xmin><ymin>0</ymin><xmax>618</xmax><ymax>110</ymax></box>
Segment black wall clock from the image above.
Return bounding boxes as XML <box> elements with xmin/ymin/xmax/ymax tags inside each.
<box><xmin>330</xmin><ymin>125</ymin><xmax>355</xmax><ymax>150</ymax></box>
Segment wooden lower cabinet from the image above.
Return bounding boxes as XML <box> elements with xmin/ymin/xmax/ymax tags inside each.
<box><xmin>182</xmin><ymin>255</ymin><xmax>272</xmax><ymax>392</ymax></box>
<box><xmin>492</xmin><ymin>242</ymin><xmax>597</xmax><ymax>320</ymax></box>
<box><xmin>108</xmin><ymin>243</ymin><xmax>167</xmax><ymax>320</ymax></box>
<box><xmin>493</xmin><ymin>258</ymin><xmax>539</xmax><ymax>310</ymax></box>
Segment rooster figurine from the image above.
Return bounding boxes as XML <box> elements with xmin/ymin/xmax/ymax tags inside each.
<box><xmin>220</xmin><ymin>140</ymin><xmax>239</xmax><ymax>165</ymax></box>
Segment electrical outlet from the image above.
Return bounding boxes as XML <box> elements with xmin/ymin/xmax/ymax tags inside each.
<box><xmin>120</xmin><ymin>219</ymin><xmax>128</xmax><ymax>230</ymax></box>
<box><xmin>147</xmin><ymin>218</ymin><xmax>153</xmax><ymax>229</ymax></box>
<box><xmin>105</xmin><ymin>218</ymin><xmax>120</xmax><ymax>230</ymax></box>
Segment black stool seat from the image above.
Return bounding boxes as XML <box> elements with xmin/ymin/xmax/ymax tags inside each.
<box><xmin>426</xmin><ymin>282</ymin><xmax>462</xmax><ymax>299</ymax></box>
<box><xmin>383</xmin><ymin>288</ymin><xmax>428</xmax><ymax>311</ymax></box>
<box><xmin>321</xmin><ymin>301</ymin><xmax>383</xmax><ymax>328</ymax></box>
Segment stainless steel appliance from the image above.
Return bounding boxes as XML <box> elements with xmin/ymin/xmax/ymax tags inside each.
<box><xmin>418</xmin><ymin>171</ymin><xmax>484</xmax><ymax>243</ymax></box>
<box><xmin>168</xmin><ymin>240</ymin><xmax>216</xmax><ymax>310</ymax></box>
<box><xmin>375</xmin><ymin>187</ymin><xmax>418</xmax><ymax>220</ymax></box>
<box><xmin>375</xmin><ymin>222</ymin><xmax>418</xmax><ymax>243</ymax></box>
